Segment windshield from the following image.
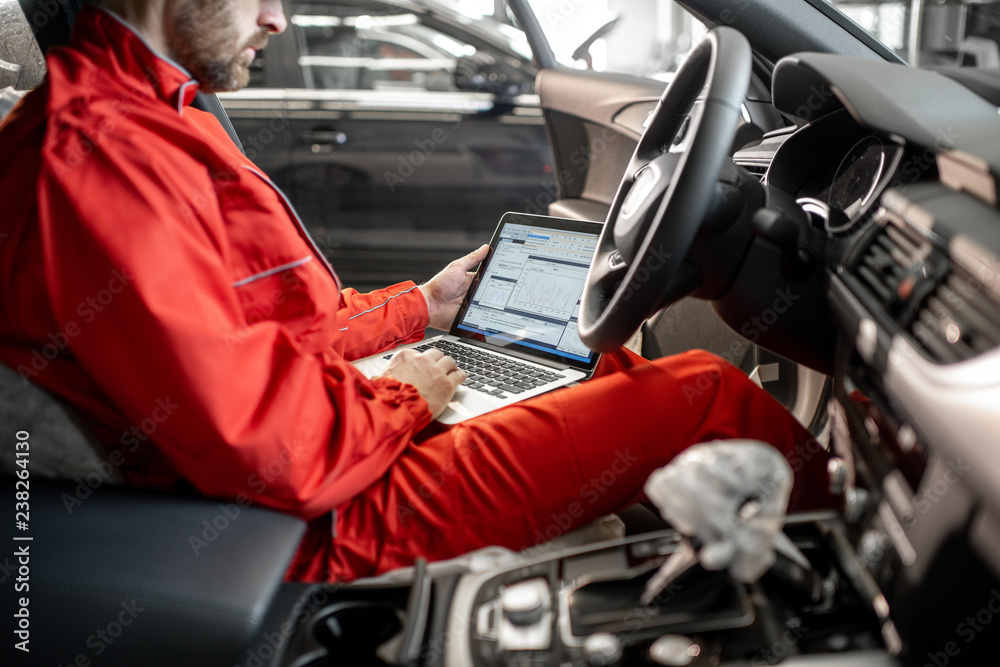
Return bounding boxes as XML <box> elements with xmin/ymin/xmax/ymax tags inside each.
<box><xmin>822</xmin><ymin>0</ymin><xmax>1000</xmax><ymax>67</ymax></box>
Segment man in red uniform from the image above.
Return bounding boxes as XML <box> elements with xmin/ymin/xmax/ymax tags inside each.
<box><xmin>0</xmin><ymin>0</ymin><xmax>832</xmax><ymax>581</ymax></box>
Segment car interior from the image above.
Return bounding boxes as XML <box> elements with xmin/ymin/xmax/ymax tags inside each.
<box><xmin>3</xmin><ymin>0</ymin><xmax>1000</xmax><ymax>666</ymax></box>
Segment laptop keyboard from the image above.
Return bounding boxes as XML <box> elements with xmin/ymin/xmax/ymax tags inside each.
<box><xmin>407</xmin><ymin>339</ymin><xmax>563</xmax><ymax>399</ymax></box>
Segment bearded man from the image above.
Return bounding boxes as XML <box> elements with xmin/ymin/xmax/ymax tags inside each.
<box><xmin>0</xmin><ymin>0</ymin><xmax>833</xmax><ymax>582</ymax></box>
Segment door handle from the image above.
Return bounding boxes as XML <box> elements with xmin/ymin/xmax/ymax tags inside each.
<box><xmin>303</xmin><ymin>130</ymin><xmax>347</xmax><ymax>145</ymax></box>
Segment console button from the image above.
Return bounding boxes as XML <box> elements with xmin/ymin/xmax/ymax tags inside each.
<box><xmin>500</xmin><ymin>579</ymin><xmax>547</xmax><ymax>626</ymax></box>
<box><xmin>649</xmin><ymin>634</ymin><xmax>700</xmax><ymax>666</ymax></box>
<box><xmin>584</xmin><ymin>632</ymin><xmax>623</xmax><ymax>665</ymax></box>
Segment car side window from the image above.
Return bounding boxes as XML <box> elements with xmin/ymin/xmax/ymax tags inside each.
<box><xmin>525</xmin><ymin>0</ymin><xmax>706</xmax><ymax>80</ymax></box>
<box><xmin>290</xmin><ymin>6</ymin><xmax>479</xmax><ymax>92</ymax></box>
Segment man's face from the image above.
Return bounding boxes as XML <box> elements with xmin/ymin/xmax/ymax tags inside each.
<box><xmin>166</xmin><ymin>0</ymin><xmax>283</xmax><ymax>93</ymax></box>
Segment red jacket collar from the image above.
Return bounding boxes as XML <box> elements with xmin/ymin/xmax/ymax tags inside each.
<box><xmin>65</xmin><ymin>4</ymin><xmax>199</xmax><ymax>113</ymax></box>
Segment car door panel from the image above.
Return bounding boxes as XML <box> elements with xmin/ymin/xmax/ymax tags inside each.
<box><xmin>282</xmin><ymin>90</ymin><xmax>548</xmax><ymax>223</ymax></box>
<box><xmin>536</xmin><ymin>68</ymin><xmax>665</xmax><ymax>221</ymax></box>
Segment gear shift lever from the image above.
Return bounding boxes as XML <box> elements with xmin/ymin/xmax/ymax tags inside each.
<box><xmin>640</xmin><ymin>440</ymin><xmax>809</xmax><ymax>605</ymax></box>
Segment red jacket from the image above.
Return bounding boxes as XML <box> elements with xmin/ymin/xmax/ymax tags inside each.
<box><xmin>0</xmin><ymin>6</ymin><xmax>435</xmax><ymax>520</ymax></box>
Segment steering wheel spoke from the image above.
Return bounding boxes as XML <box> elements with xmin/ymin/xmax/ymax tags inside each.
<box><xmin>614</xmin><ymin>152</ymin><xmax>681</xmax><ymax>264</ymax></box>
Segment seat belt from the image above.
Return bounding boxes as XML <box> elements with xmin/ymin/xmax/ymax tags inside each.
<box><xmin>192</xmin><ymin>91</ymin><xmax>245</xmax><ymax>154</ymax></box>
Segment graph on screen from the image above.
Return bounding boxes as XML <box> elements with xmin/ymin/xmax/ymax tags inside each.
<box><xmin>509</xmin><ymin>265</ymin><xmax>584</xmax><ymax>319</ymax></box>
<box><xmin>478</xmin><ymin>278</ymin><xmax>514</xmax><ymax>309</ymax></box>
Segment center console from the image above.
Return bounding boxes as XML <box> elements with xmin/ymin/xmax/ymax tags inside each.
<box><xmin>274</xmin><ymin>513</ymin><xmax>897</xmax><ymax>667</ymax></box>
<box><xmin>447</xmin><ymin>515</ymin><xmax>890</xmax><ymax>667</ymax></box>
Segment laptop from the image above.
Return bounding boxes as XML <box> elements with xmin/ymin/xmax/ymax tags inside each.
<box><xmin>351</xmin><ymin>212</ymin><xmax>603</xmax><ymax>424</ymax></box>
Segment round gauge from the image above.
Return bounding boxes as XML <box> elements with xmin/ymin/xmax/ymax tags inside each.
<box><xmin>825</xmin><ymin>135</ymin><xmax>899</xmax><ymax>233</ymax></box>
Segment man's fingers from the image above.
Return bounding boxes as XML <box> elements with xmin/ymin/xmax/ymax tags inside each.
<box><xmin>451</xmin><ymin>369</ymin><xmax>467</xmax><ymax>389</ymax></box>
<box><xmin>453</xmin><ymin>245</ymin><xmax>488</xmax><ymax>272</ymax></box>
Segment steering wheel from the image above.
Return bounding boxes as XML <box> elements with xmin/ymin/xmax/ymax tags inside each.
<box><xmin>578</xmin><ymin>28</ymin><xmax>752</xmax><ymax>352</ymax></box>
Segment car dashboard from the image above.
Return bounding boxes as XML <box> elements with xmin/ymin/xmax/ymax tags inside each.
<box><xmin>732</xmin><ymin>52</ymin><xmax>1000</xmax><ymax>665</ymax></box>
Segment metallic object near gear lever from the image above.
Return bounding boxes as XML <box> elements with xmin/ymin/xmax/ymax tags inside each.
<box><xmin>641</xmin><ymin>440</ymin><xmax>812</xmax><ymax>605</ymax></box>
<box><xmin>640</xmin><ymin>538</ymin><xmax>700</xmax><ymax>606</ymax></box>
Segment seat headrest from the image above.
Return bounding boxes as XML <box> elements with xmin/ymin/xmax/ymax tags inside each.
<box><xmin>18</xmin><ymin>0</ymin><xmax>85</xmax><ymax>53</ymax></box>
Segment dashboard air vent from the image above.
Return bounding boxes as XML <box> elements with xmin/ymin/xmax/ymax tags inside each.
<box><xmin>732</xmin><ymin>128</ymin><xmax>792</xmax><ymax>184</ymax></box>
<box><xmin>853</xmin><ymin>221</ymin><xmax>1000</xmax><ymax>363</ymax></box>
<box><xmin>912</xmin><ymin>267</ymin><xmax>1000</xmax><ymax>363</ymax></box>
<box><xmin>732</xmin><ymin>159</ymin><xmax>768</xmax><ymax>182</ymax></box>
<box><xmin>855</xmin><ymin>224</ymin><xmax>934</xmax><ymax>307</ymax></box>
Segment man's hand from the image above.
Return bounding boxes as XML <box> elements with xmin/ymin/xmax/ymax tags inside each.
<box><xmin>419</xmin><ymin>245</ymin><xmax>489</xmax><ymax>331</ymax></box>
<box><xmin>379</xmin><ymin>348</ymin><xmax>466</xmax><ymax>418</ymax></box>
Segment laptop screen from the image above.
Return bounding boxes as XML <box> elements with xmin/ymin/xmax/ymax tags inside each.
<box><xmin>451</xmin><ymin>213</ymin><xmax>603</xmax><ymax>370</ymax></box>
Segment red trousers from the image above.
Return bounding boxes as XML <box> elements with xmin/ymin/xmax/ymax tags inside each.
<box><xmin>290</xmin><ymin>349</ymin><xmax>832</xmax><ymax>582</ymax></box>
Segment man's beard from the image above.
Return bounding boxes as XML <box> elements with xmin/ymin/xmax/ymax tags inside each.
<box><xmin>167</xmin><ymin>0</ymin><xmax>268</xmax><ymax>93</ymax></box>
